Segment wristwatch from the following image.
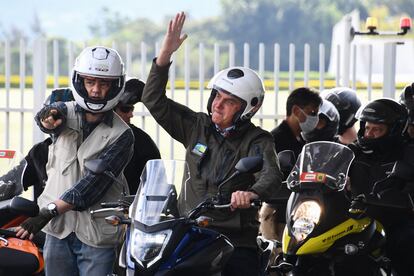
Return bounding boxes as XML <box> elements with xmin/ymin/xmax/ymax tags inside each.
<box><xmin>47</xmin><ymin>202</ymin><xmax>59</xmax><ymax>217</ymax></box>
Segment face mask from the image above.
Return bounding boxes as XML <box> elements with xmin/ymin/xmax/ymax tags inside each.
<box><xmin>299</xmin><ymin>109</ymin><xmax>319</xmax><ymax>133</ymax></box>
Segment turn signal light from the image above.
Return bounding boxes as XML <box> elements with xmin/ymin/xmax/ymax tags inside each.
<box><xmin>196</xmin><ymin>216</ymin><xmax>212</xmax><ymax>227</ymax></box>
<box><xmin>105</xmin><ymin>215</ymin><xmax>122</xmax><ymax>226</ymax></box>
<box><xmin>400</xmin><ymin>17</ymin><xmax>412</xmax><ymax>31</ymax></box>
<box><xmin>365</xmin><ymin>17</ymin><xmax>378</xmax><ymax>32</ymax></box>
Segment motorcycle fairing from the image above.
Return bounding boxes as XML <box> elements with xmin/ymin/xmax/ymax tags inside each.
<box><xmin>283</xmin><ymin>217</ymin><xmax>369</xmax><ymax>254</ymax></box>
<box><xmin>159</xmin><ymin>226</ymin><xmax>234</xmax><ymax>274</ymax></box>
<box><xmin>0</xmin><ymin>237</ymin><xmax>44</xmax><ymax>274</ymax></box>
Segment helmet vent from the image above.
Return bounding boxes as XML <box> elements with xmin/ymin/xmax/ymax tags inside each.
<box><xmin>251</xmin><ymin>97</ymin><xmax>258</xmax><ymax>106</ymax></box>
<box><xmin>227</xmin><ymin>69</ymin><xmax>244</xmax><ymax>79</ymax></box>
<box><xmin>92</xmin><ymin>47</ymin><xmax>110</xmax><ymax>60</ymax></box>
<box><xmin>364</xmin><ymin>107</ymin><xmax>376</xmax><ymax>113</ymax></box>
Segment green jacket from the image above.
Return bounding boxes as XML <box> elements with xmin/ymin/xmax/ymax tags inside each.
<box><xmin>142</xmin><ymin>60</ymin><xmax>282</xmax><ymax>248</ymax></box>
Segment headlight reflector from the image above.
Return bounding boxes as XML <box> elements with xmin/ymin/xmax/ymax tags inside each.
<box><xmin>130</xmin><ymin>229</ymin><xmax>172</xmax><ymax>268</ymax></box>
<box><xmin>292</xmin><ymin>201</ymin><xmax>321</xmax><ymax>241</ymax></box>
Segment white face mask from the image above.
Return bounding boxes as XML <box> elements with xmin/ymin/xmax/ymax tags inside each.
<box><xmin>299</xmin><ymin>108</ymin><xmax>319</xmax><ymax>133</ymax></box>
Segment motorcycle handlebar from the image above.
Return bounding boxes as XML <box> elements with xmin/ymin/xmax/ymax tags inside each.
<box><xmin>100</xmin><ymin>196</ymin><xmax>134</xmax><ymax>208</ymax></box>
<box><xmin>350</xmin><ymin>194</ymin><xmax>413</xmax><ymax>212</ymax></box>
<box><xmin>189</xmin><ymin>199</ymin><xmax>261</xmax><ymax>219</ymax></box>
<box><xmin>0</xmin><ymin>228</ymin><xmax>17</xmax><ymax>238</ymax></box>
<box><xmin>213</xmin><ymin>203</ymin><xmax>231</xmax><ymax>209</ymax></box>
<box><xmin>213</xmin><ymin>200</ymin><xmax>262</xmax><ymax>209</ymax></box>
<box><xmin>90</xmin><ymin>207</ymin><xmax>124</xmax><ymax>216</ymax></box>
<box><xmin>100</xmin><ymin>202</ymin><xmax>121</xmax><ymax>208</ymax></box>
<box><xmin>251</xmin><ymin>199</ymin><xmax>262</xmax><ymax>207</ymax></box>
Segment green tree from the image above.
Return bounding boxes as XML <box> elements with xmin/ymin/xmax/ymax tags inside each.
<box><xmin>218</xmin><ymin>0</ymin><xmax>368</xmax><ymax>71</ymax></box>
<box><xmin>88</xmin><ymin>7</ymin><xmax>132</xmax><ymax>37</ymax></box>
<box><xmin>0</xmin><ymin>11</ymin><xmax>47</xmax><ymax>76</ymax></box>
<box><xmin>369</xmin><ymin>0</ymin><xmax>414</xmax><ymax>17</ymax></box>
<box><xmin>31</xmin><ymin>12</ymin><xmax>46</xmax><ymax>38</ymax></box>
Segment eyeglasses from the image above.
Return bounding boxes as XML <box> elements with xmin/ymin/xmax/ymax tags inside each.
<box><xmin>118</xmin><ymin>105</ymin><xmax>134</xmax><ymax>113</ymax></box>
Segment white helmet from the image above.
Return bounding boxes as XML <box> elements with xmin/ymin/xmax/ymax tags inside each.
<box><xmin>207</xmin><ymin>67</ymin><xmax>265</xmax><ymax>123</ymax></box>
<box><xmin>71</xmin><ymin>46</ymin><xmax>125</xmax><ymax>113</ymax></box>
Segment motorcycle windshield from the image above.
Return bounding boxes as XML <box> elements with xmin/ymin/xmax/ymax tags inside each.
<box><xmin>129</xmin><ymin>159</ymin><xmax>190</xmax><ymax>227</ymax></box>
<box><xmin>287</xmin><ymin>141</ymin><xmax>355</xmax><ymax>191</ymax></box>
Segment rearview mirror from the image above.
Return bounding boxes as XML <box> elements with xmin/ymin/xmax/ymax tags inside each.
<box><xmin>216</xmin><ymin>156</ymin><xmax>263</xmax><ymax>203</ymax></box>
<box><xmin>277</xmin><ymin>150</ymin><xmax>296</xmax><ymax>179</ymax></box>
<box><xmin>235</xmin><ymin>156</ymin><xmax>263</xmax><ymax>174</ymax></box>
<box><xmin>9</xmin><ymin>196</ymin><xmax>39</xmax><ymax>217</ymax></box>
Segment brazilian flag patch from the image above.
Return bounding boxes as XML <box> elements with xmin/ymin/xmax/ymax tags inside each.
<box><xmin>192</xmin><ymin>143</ymin><xmax>208</xmax><ymax>157</ymax></box>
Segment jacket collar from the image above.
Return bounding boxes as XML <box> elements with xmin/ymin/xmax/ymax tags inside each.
<box><xmin>76</xmin><ymin>104</ymin><xmax>114</xmax><ymax>127</ymax></box>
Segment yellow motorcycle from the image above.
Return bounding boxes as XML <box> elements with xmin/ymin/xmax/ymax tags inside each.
<box><xmin>270</xmin><ymin>141</ymin><xmax>392</xmax><ymax>276</ymax></box>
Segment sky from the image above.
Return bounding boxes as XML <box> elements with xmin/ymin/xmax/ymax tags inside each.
<box><xmin>0</xmin><ymin>0</ymin><xmax>221</xmax><ymax>40</ymax></box>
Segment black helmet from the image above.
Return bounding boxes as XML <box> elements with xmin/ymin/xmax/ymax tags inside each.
<box><xmin>399</xmin><ymin>83</ymin><xmax>414</xmax><ymax>124</ymax></box>
<box><xmin>321</xmin><ymin>87</ymin><xmax>361</xmax><ymax>135</ymax></box>
<box><xmin>301</xmin><ymin>99</ymin><xmax>339</xmax><ymax>142</ymax></box>
<box><xmin>118</xmin><ymin>78</ymin><xmax>145</xmax><ymax>106</ymax></box>
<box><xmin>356</xmin><ymin>98</ymin><xmax>408</xmax><ymax>151</ymax></box>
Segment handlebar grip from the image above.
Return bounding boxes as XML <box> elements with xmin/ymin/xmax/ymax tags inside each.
<box><xmin>100</xmin><ymin>202</ymin><xmax>120</xmax><ymax>208</ymax></box>
<box><xmin>250</xmin><ymin>199</ymin><xmax>262</xmax><ymax>207</ymax></box>
<box><xmin>0</xmin><ymin>228</ymin><xmax>17</xmax><ymax>238</ymax></box>
<box><xmin>213</xmin><ymin>200</ymin><xmax>262</xmax><ymax>209</ymax></box>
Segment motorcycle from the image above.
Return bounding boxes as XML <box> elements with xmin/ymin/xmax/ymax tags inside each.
<box><xmin>267</xmin><ymin>141</ymin><xmax>392</xmax><ymax>276</ymax></box>
<box><xmin>0</xmin><ymin>149</ymin><xmax>44</xmax><ymax>276</ymax></box>
<box><xmin>86</xmin><ymin>156</ymin><xmax>263</xmax><ymax>276</ymax></box>
<box><xmin>257</xmin><ymin>150</ymin><xmax>295</xmax><ymax>275</ymax></box>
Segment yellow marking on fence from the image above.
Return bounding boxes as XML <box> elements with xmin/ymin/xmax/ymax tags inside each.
<box><xmin>0</xmin><ymin>75</ymin><xmax>410</xmax><ymax>90</ymax></box>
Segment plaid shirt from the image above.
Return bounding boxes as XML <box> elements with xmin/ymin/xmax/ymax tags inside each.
<box><xmin>36</xmin><ymin>102</ymin><xmax>134</xmax><ymax>211</ymax></box>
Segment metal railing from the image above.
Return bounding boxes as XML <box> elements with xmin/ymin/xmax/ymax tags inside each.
<box><xmin>0</xmin><ymin>38</ymin><xmax>387</xmax><ymax>158</ymax></box>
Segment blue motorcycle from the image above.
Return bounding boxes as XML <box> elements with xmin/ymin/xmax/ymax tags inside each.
<box><xmin>86</xmin><ymin>156</ymin><xmax>263</xmax><ymax>276</ymax></box>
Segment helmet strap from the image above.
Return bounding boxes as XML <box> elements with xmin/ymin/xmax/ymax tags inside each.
<box><xmin>232</xmin><ymin>101</ymin><xmax>247</xmax><ymax>125</ymax></box>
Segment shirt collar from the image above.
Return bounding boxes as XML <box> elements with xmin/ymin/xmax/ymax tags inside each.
<box><xmin>76</xmin><ymin>104</ymin><xmax>114</xmax><ymax>127</ymax></box>
<box><xmin>215</xmin><ymin>124</ymin><xmax>236</xmax><ymax>137</ymax></box>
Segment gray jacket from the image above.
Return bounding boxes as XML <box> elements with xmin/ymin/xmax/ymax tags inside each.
<box><xmin>38</xmin><ymin>102</ymin><xmax>131</xmax><ymax>247</ymax></box>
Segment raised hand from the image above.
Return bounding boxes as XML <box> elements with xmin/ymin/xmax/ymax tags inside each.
<box><xmin>157</xmin><ymin>11</ymin><xmax>188</xmax><ymax>66</ymax></box>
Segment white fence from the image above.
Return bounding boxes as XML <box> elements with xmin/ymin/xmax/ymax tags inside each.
<box><xmin>0</xmin><ymin>38</ymin><xmax>397</xmax><ymax>158</ymax></box>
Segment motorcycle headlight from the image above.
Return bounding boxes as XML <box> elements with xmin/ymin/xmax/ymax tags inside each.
<box><xmin>130</xmin><ymin>229</ymin><xmax>172</xmax><ymax>268</ymax></box>
<box><xmin>291</xmin><ymin>200</ymin><xmax>321</xmax><ymax>242</ymax></box>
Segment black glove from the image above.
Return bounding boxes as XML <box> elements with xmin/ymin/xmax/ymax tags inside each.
<box><xmin>20</xmin><ymin>207</ymin><xmax>56</xmax><ymax>236</ymax></box>
<box><xmin>35</xmin><ymin>105</ymin><xmax>66</xmax><ymax>135</ymax></box>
